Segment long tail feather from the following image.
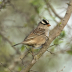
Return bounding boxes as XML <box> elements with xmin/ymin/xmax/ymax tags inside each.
<box><xmin>12</xmin><ymin>43</ymin><xmax>22</xmax><ymax>47</ymax></box>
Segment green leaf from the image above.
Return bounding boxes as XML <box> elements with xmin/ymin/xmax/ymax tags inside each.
<box><xmin>50</xmin><ymin>46</ymin><xmax>55</xmax><ymax>52</ymax></box>
<box><xmin>70</xmin><ymin>45</ymin><xmax>72</xmax><ymax>49</ymax></box>
<box><xmin>35</xmin><ymin>48</ymin><xmax>40</xmax><ymax>52</ymax></box>
<box><xmin>2</xmin><ymin>5</ymin><xmax>6</xmax><ymax>9</ymax></box>
<box><xmin>0</xmin><ymin>1</ymin><xmax>2</xmax><ymax>4</ymax></box>
<box><xmin>24</xmin><ymin>23</ymin><xmax>28</xmax><ymax>27</ymax></box>
<box><xmin>59</xmin><ymin>22</ymin><xmax>62</xmax><ymax>26</ymax></box>
<box><xmin>51</xmin><ymin>16</ymin><xmax>55</xmax><ymax>20</ymax></box>
<box><xmin>0</xmin><ymin>35</ymin><xmax>2</xmax><ymax>42</ymax></box>
<box><xmin>43</xmin><ymin>17</ymin><xmax>46</xmax><ymax>19</ymax></box>
<box><xmin>59</xmin><ymin>40</ymin><xmax>63</xmax><ymax>43</ymax></box>
<box><xmin>45</xmin><ymin>8</ymin><xmax>48</xmax><ymax>10</ymax></box>
<box><xmin>60</xmin><ymin>30</ymin><xmax>65</xmax><ymax>38</ymax></box>
<box><xmin>30</xmin><ymin>0</ymin><xmax>44</xmax><ymax>13</ymax></box>
<box><xmin>21</xmin><ymin>45</ymin><xmax>25</xmax><ymax>51</ymax></box>
<box><xmin>18</xmin><ymin>67</ymin><xmax>22</xmax><ymax>71</ymax></box>
<box><xmin>53</xmin><ymin>38</ymin><xmax>59</xmax><ymax>45</ymax></box>
<box><xmin>67</xmin><ymin>50</ymin><xmax>72</xmax><ymax>55</ymax></box>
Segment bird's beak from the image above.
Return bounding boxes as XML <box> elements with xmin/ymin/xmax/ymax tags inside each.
<box><xmin>47</xmin><ymin>24</ymin><xmax>51</xmax><ymax>27</ymax></box>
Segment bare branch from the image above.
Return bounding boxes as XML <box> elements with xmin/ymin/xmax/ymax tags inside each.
<box><xmin>44</xmin><ymin>0</ymin><xmax>63</xmax><ymax>19</ymax></box>
<box><xmin>20</xmin><ymin>0</ymin><xmax>72</xmax><ymax>72</ymax></box>
<box><xmin>0</xmin><ymin>0</ymin><xmax>11</xmax><ymax>10</ymax></box>
<box><xmin>0</xmin><ymin>62</ymin><xmax>13</xmax><ymax>72</ymax></box>
<box><xmin>8</xmin><ymin>48</ymin><xmax>31</xmax><ymax>70</ymax></box>
<box><xmin>45</xmin><ymin>3</ymin><xmax>59</xmax><ymax>24</ymax></box>
<box><xmin>0</xmin><ymin>32</ymin><xmax>20</xmax><ymax>54</ymax></box>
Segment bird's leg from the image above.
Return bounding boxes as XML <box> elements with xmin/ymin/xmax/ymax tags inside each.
<box><xmin>30</xmin><ymin>48</ymin><xmax>35</xmax><ymax>59</ymax></box>
<box><xmin>45</xmin><ymin>36</ymin><xmax>49</xmax><ymax>43</ymax></box>
<box><xmin>25</xmin><ymin>46</ymin><xmax>32</xmax><ymax>55</ymax></box>
<box><xmin>47</xmin><ymin>36</ymin><xmax>49</xmax><ymax>40</ymax></box>
<box><xmin>25</xmin><ymin>46</ymin><xmax>34</xmax><ymax>59</ymax></box>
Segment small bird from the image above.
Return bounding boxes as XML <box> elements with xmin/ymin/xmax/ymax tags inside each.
<box><xmin>12</xmin><ymin>19</ymin><xmax>51</xmax><ymax>48</ymax></box>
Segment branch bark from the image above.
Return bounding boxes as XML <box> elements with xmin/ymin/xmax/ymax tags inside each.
<box><xmin>21</xmin><ymin>0</ymin><xmax>72</xmax><ymax>72</ymax></box>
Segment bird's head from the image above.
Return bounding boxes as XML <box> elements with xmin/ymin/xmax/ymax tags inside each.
<box><xmin>40</xmin><ymin>19</ymin><xmax>51</xmax><ymax>27</ymax></box>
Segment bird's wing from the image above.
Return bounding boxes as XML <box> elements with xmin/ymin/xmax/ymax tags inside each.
<box><xmin>24</xmin><ymin>28</ymin><xmax>45</xmax><ymax>41</ymax></box>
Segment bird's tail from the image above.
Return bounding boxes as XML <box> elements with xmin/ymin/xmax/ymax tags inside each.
<box><xmin>12</xmin><ymin>42</ymin><xmax>22</xmax><ymax>47</ymax></box>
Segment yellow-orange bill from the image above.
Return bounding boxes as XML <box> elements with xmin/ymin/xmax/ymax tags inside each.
<box><xmin>47</xmin><ymin>24</ymin><xmax>51</xmax><ymax>26</ymax></box>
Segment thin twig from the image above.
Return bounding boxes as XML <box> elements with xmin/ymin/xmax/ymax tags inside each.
<box><xmin>44</xmin><ymin>0</ymin><xmax>62</xmax><ymax>20</ymax></box>
<box><xmin>44</xmin><ymin>0</ymin><xmax>59</xmax><ymax>24</ymax></box>
<box><xmin>8</xmin><ymin>48</ymin><xmax>31</xmax><ymax>70</ymax></box>
<box><xmin>0</xmin><ymin>62</ymin><xmax>13</xmax><ymax>72</ymax></box>
<box><xmin>0</xmin><ymin>32</ymin><xmax>20</xmax><ymax>54</ymax></box>
<box><xmin>0</xmin><ymin>0</ymin><xmax>11</xmax><ymax>10</ymax></box>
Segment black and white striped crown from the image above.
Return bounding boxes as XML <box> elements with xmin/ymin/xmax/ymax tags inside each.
<box><xmin>40</xmin><ymin>19</ymin><xmax>49</xmax><ymax>25</ymax></box>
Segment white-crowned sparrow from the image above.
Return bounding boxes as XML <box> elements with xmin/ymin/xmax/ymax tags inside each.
<box><xmin>12</xmin><ymin>19</ymin><xmax>51</xmax><ymax>48</ymax></box>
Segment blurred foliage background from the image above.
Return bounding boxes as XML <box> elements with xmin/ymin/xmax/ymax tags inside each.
<box><xmin>0</xmin><ymin>0</ymin><xmax>72</xmax><ymax>72</ymax></box>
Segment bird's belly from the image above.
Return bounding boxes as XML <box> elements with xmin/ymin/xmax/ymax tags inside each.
<box><xmin>23</xmin><ymin>35</ymin><xmax>46</xmax><ymax>46</ymax></box>
<box><xmin>35</xmin><ymin>36</ymin><xmax>46</xmax><ymax>44</ymax></box>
